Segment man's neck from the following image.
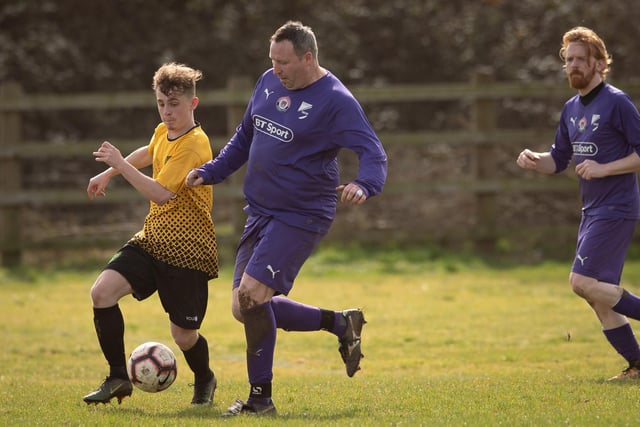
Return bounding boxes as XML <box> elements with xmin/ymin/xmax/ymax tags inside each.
<box><xmin>578</xmin><ymin>77</ymin><xmax>604</xmax><ymax>97</ymax></box>
<box><xmin>300</xmin><ymin>66</ymin><xmax>327</xmax><ymax>89</ymax></box>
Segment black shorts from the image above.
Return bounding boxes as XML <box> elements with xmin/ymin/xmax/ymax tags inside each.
<box><xmin>105</xmin><ymin>244</ymin><xmax>209</xmax><ymax>330</ymax></box>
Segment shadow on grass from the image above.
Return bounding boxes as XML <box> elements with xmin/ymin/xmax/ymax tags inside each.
<box><xmin>108</xmin><ymin>404</ymin><xmax>360</xmax><ymax>421</ymax></box>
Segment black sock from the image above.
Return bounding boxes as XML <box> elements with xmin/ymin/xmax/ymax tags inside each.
<box><xmin>182</xmin><ymin>334</ymin><xmax>214</xmax><ymax>384</ymax></box>
<box><xmin>93</xmin><ymin>305</ymin><xmax>127</xmax><ymax>379</ymax></box>
<box><xmin>110</xmin><ymin>366</ymin><xmax>128</xmax><ymax>380</ymax></box>
<box><xmin>248</xmin><ymin>383</ymin><xmax>272</xmax><ymax>405</ymax></box>
<box><xmin>319</xmin><ymin>309</ymin><xmax>335</xmax><ymax>331</ymax></box>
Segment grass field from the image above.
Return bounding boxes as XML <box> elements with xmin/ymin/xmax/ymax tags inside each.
<box><xmin>2</xmin><ymin>247</ymin><xmax>640</xmax><ymax>426</ymax></box>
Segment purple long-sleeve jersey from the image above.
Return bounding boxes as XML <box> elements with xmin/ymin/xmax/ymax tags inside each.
<box><xmin>196</xmin><ymin>70</ymin><xmax>388</xmax><ymax>233</ymax></box>
<box><xmin>551</xmin><ymin>83</ymin><xmax>640</xmax><ymax>219</ymax></box>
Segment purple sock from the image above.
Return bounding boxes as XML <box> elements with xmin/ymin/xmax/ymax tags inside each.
<box><xmin>612</xmin><ymin>290</ymin><xmax>640</xmax><ymax>321</ymax></box>
<box><xmin>603</xmin><ymin>323</ymin><xmax>640</xmax><ymax>363</ymax></box>
<box><xmin>271</xmin><ymin>296</ymin><xmax>322</xmax><ymax>331</ymax></box>
<box><xmin>242</xmin><ymin>301</ymin><xmax>276</xmax><ymax>394</ymax></box>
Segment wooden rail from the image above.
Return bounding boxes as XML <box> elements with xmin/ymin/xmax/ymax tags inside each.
<box><xmin>2</xmin><ymin>74</ymin><xmax>629</xmax><ymax>266</ymax></box>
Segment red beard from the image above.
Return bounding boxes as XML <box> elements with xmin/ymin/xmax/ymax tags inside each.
<box><xmin>568</xmin><ymin>68</ymin><xmax>596</xmax><ymax>90</ymax></box>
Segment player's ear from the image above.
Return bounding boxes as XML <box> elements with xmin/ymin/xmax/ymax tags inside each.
<box><xmin>191</xmin><ymin>96</ymin><xmax>200</xmax><ymax>110</ymax></box>
<box><xmin>303</xmin><ymin>51</ymin><xmax>314</xmax><ymax>65</ymax></box>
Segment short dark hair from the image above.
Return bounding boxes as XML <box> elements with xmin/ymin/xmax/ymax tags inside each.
<box><xmin>270</xmin><ymin>21</ymin><xmax>318</xmax><ymax>59</ymax></box>
<box><xmin>152</xmin><ymin>62</ymin><xmax>202</xmax><ymax>97</ymax></box>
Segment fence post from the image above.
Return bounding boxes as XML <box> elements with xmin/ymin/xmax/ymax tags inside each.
<box><xmin>471</xmin><ymin>68</ymin><xmax>498</xmax><ymax>251</ymax></box>
<box><xmin>0</xmin><ymin>81</ymin><xmax>23</xmax><ymax>267</ymax></box>
<box><xmin>225</xmin><ymin>76</ymin><xmax>251</xmax><ymax>237</ymax></box>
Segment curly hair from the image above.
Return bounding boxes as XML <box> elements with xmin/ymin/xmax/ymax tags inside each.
<box><xmin>559</xmin><ymin>27</ymin><xmax>612</xmax><ymax>79</ymax></box>
<box><xmin>152</xmin><ymin>62</ymin><xmax>203</xmax><ymax>97</ymax></box>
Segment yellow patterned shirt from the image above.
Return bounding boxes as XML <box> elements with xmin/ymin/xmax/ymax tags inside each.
<box><xmin>128</xmin><ymin>122</ymin><xmax>218</xmax><ymax>279</ymax></box>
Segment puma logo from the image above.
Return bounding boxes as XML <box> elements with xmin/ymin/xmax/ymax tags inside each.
<box><xmin>577</xmin><ymin>254</ymin><xmax>588</xmax><ymax>266</ymax></box>
<box><xmin>266</xmin><ymin>265</ymin><xmax>280</xmax><ymax>279</ymax></box>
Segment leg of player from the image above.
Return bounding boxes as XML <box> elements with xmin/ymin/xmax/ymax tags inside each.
<box><xmin>612</xmin><ymin>289</ymin><xmax>640</xmax><ymax>321</ymax></box>
<box><xmin>171</xmin><ymin>324</ymin><xmax>217</xmax><ymax>405</ymax></box>
<box><xmin>223</xmin><ymin>278</ymin><xmax>278</xmax><ymax>417</ymax></box>
<box><xmin>573</xmin><ymin>279</ymin><xmax>640</xmax><ymax>381</ymax></box>
<box><xmin>83</xmin><ymin>270</ymin><xmax>134</xmax><ymax>405</ymax></box>
<box><xmin>603</xmin><ymin>321</ymin><xmax>640</xmax><ymax>380</ymax></box>
<box><xmin>569</xmin><ymin>217</ymin><xmax>640</xmax><ymax>381</ymax></box>
<box><xmin>271</xmin><ymin>296</ymin><xmax>366</xmax><ymax>377</ymax></box>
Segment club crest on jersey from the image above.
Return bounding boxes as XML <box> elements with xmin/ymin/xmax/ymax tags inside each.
<box><xmin>578</xmin><ymin>116</ymin><xmax>587</xmax><ymax>132</ymax></box>
<box><xmin>276</xmin><ymin>96</ymin><xmax>291</xmax><ymax>112</ymax></box>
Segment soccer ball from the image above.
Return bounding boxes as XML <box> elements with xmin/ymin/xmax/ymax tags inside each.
<box><xmin>127</xmin><ymin>341</ymin><xmax>177</xmax><ymax>393</ymax></box>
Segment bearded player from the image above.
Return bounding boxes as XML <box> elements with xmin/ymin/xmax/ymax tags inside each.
<box><xmin>517</xmin><ymin>27</ymin><xmax>640</xmax><ymax>380</ymax></box>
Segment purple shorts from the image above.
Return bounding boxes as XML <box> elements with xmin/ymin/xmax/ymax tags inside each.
<box><xmin>232</xmin><ymin>215</ymin><xmax>324</xmax><ymax>295</ymax></box>
<box><xmin>571</xmin><ymin>215</ymin><xmax>637</xmax><ymax>285</ymax></box>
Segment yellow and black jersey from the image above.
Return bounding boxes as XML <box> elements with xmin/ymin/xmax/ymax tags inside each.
<box><xmin>129</xmin><ymin>122</ymin><xmax>218</xmax><ymax>279</ymax></box>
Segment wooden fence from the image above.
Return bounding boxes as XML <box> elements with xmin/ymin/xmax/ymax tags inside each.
<box><xmin>3</xmin><ymin>73</ymin><xmax>638</xmax><ymax>267</ymax></box>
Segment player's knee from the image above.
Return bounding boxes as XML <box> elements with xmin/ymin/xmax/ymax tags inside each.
<box><xmin>231</xmin><ymin>289</ymin><xmax>244</xmax><ymax>323</ymax></box>
<box><xmin>89</xmin><ymin>282</ymin><xmax>113</xmax><ymax>307</ymax></box>
<box><xmin>237</xmin><ymin>288</ymin><xmax>259</xmax><ymax>312</ymax></box>
<box><xmin>231</xmin><ymin>304</ymin><xmax>244</xmax><ymax>323</ymax></box>
<box><xmin>90</xmin><ymin>270</ymin><xmax>129</xmax><ymax>308</ymax></box>
<box><xmin>570</xmin><ymin>281</ymin><xmax>585</xmax><ymax>298</ymax></box>
<box><xmin>172</xmin><ymin>328</ymin><xmax>198</xmax><ymax>350</ymax></box>
<box><xmin>569</xmin><ymin>273</ymin><xmax>589</xmax><ymax>299</ymax></box>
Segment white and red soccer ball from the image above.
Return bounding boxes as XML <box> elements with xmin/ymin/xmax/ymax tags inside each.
<box><xmin>126</xmin><ymin>341</ymin><xmax>177</xmax><ymax>393</ymax></box>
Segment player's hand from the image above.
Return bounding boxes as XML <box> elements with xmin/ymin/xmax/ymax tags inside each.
<box><xmin>336</xmin><ymin>183</ymin><xmax>366</xmax><ymax>205</ymax></box>
<box><xmin>516</xmin><ymin>149</ymin><xmax>541</xmax><ymax>170</ymax></box>
<box><xmin>87</xmin><ymin>171</ymin><xmax>109</xmax><ymax>200</ymax></box>
<box><xmin>185</xmin><ymin>169</ymin><xmax>204</xmax><ymax>187</ymax></box>
<box><xmin>575</xmin><ymin>159</ymin><xmax>606</xmax><ymax>180</ymax></box>
<box><xmin>93</xmin><ymin>141</ymin><xmax>125</xmax><ymax>169</ymax></box>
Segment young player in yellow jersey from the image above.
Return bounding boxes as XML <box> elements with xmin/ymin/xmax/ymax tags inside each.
<box><xmin>83</xmin><ymin>63</ymin><xmax>219</xmax><ymax>406</ymax></box>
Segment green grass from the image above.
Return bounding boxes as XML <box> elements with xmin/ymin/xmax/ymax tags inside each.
<box><xmin>2</xmin><ymin>248</ymin><xmax>640</xmax><ymax>426</ymax></box>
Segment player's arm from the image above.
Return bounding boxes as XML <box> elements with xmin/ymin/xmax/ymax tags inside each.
<box><xmin>332</xmin><ymin>98</ymin><xmax>388</xmax><ymax>199</ymax></box>
<box><xmin>89</xmin><ymin>144</ymin><xmax>150</xmax><ymax>199</ymax></box>
<box><xmin>187</xmin><ymin>121</ymin><xmax>253</xmax><ymax>187</ymax></box>
<box><xmin>576</xmin><ymin>151</ymin><xmax>640</xmax><ymax>180</ymax></box>
<box><xmin>93</xmin><ymin>141</ymin><xmax>175</xmax><ymax>205</ymax></box>
<box><xmin>516</xmin><ymin>149</ymin><xmax>557</xmax><ymax>174</ymax></box>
